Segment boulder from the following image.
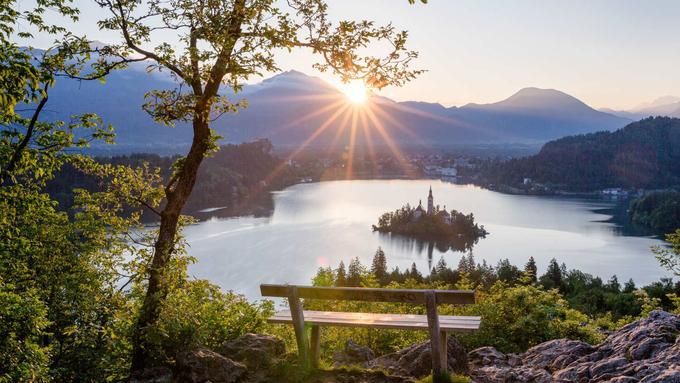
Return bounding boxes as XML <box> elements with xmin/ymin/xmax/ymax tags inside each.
<box><xmin>219</xmin><ymin>333</ymin><xmax>286</xmax><ymax>368</ymax></box>
<box><xmin>368</xmin><ymin>336</ymin><xmax>468</xmax><ymax>378</ymax></box>
<box><xmin>470</xmin><ymin>311</ymin><xmax>680</xmax><ymax>383</ymax></box>
<box><xmin>175</xmin><ymin>348</ymin><xmax>247</xmax><ymax>383</ymax></box>
<box><xmin>333</xmin><ymin>340</ymin><xmax>376</xmax><ymax>367</ymax></box>
<box><xmin>522</xmin><ymin>339</ymin><xmax>594</xmax><ymax>372</ymax></box>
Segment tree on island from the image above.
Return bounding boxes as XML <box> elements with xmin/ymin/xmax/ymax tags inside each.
<box><xmin>373</xmin><ymin>203</ymin><xmax>488</xmax><ymax>252</ymax></box>
<box><xmin>95</xmin><ymin>0</ymin><xmax>422</xmax><ymax>370</ymax></box>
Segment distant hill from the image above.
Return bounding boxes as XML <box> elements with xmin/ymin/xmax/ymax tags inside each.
<box><xmin>481</xmin><ymin>117</ymin><xmax>680</xmax><ymax>192</ymax></box>
<box><xmin>602</xmin><ymin>96</ymin><xmax>680</xmax><ymax>120</ymax></box>
<box><xmin>453</xmin><ymin>87</ymin><xmax>630</xmax><ymax>142</ymax></box>
<box><xmin>29</xmin><ymin>61</ymin><xmax>631</xmax><ymax>152</ymax></box>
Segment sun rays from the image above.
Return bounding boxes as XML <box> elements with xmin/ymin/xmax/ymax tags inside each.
<box><xmin>260</xmin><ymin>77</ymin><xmax>466</xmax><ymax>184</ymax></box>
<box><xmin>337</xmin><ymin>80</ymin><xmax>369</xmax><ymax>104</ymax></box>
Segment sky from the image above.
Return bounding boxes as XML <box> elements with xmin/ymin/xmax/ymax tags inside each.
<box><xmin>14</xmin><ymin>0</ymin><xmax>680</xmax><ymax>110</ymax></box>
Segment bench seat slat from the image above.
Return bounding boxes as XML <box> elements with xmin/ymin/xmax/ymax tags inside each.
<box><xmin>260</xmin><ymin>285</ymin><xmax>475</xmax><ymax>305</ymax></box>
<box><xmin>268</xmin><ymin>310</ymin><xmax>481</xmax><ymax>332</ymax></box>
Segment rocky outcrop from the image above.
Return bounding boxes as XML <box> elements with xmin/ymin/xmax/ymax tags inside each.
<box><xmin>219</xmin><ymin>333</ymin><xmax>286</xmax><ymax>369</ymax></box>
<box><xmin>333</xmin><ymin>340</ymin><xmax>376</xmax><ymax>367</ymax></box>
<box><xmin>368</xmin><ymin>336</ymin><xmax>469</xmax><ymax>377</ymax></box>
<box><xmin>175</xmin><ymin>348</ymin><xmax>248</xmax><ymax>383</ymax></box>
<box><xmin>469</xmin><ymin>311</ymin><xmax>680</xmax><ymax>383</ymax></box>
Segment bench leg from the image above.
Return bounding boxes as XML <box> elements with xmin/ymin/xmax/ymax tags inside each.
<box><xmin>310</xmin><ymin>325</ymin><xmax>321</xmax><ymax>368</ymax></box>
<box><xmin>287</xmin><ymin>286</ymin><xmax>309</xmax><ymax>367</ymax></box>
<box><xmin>439</xmin><ymin>331</ymin><xmax>448</xmax><ymax>372</ymax></box>
<box><xmin>425</xmin><ymin>291</ymin><xmax>444</xmax><ymax>379</ymax></box>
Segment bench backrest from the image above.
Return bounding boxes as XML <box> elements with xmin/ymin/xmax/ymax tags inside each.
<box><xmin>260</xmin><ymin>284</ymin><xmax>475</xmax><ymax>305</ymax></box>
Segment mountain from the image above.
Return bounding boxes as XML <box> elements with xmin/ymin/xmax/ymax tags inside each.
<box><xmin>603</xmin><ymin>96</ymin><xmax>680</xmax><ymax>120</ymax></box>
<box><xmin>452</xmin><ymin>87</ymin><xmax>630</xmax><ymax>142</ymax></box>
<box><xmin>481</xmin><ymin>117</ymin><xmax>680</xmax><ymax>192</ymax></box>
<box><xmin>32</xmin><ymin>65</ymin><xmax>632</xmax><ymax>152</ymax></box>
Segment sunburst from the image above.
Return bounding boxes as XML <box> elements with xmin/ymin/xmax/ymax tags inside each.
<box><xmin>260</xmin><ymin>74</ymin><xmax>463</xmax><ymax>183</ymax></box>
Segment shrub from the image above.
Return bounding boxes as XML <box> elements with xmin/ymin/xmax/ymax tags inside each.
<box><xmin>146</xmin><ymin>279</ymin><xmax>274</xmax><ymax>365</ymax></box>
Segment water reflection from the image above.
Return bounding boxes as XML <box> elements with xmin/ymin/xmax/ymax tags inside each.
<box><xmin>377</xmin><ymin>232</ymin><xmax>479</xmax><ymax>269</ymax></box>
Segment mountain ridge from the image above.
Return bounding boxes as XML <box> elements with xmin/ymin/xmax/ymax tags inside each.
<box><xmin>22</xmin><ymin>65</ymin><xmax>633</xmax><ymax>152</ymax></box>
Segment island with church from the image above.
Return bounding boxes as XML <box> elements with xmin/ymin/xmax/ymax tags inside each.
<box><xmin>372</xmin><ymin>187</ymin><xmax>488</xmax><ymax>251</ymax></box>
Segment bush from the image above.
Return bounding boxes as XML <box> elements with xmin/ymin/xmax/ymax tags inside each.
<box><xmin>0</xmin><ymin>282</ymin><xmax>50</xmax><ymax>383</ymax></box>
<box><xmin>146</xmin><ymin>279</ymin><xmax>274</xmax><ymax>365</ymax></box>
<box><xmin>454</xmin><ymin>282</ymin><xmax>603</xmax><ymax>353</ymax></box>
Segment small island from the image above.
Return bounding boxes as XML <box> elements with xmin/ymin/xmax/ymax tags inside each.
<box><xmin>372</xmin><ymin>187</ymin><xmax>488</xmax><ymax>252</ymax></box>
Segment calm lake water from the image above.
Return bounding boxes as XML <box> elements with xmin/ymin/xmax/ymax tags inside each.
<box><xmin>185</xmin><ymin>179</ymin><xmax>669</xmax><ymax>300</ymax></box>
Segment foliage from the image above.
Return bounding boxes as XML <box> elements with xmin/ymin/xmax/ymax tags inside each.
<box><xmin>653</xmin><ymin>229</ymin><xmax>680</xmax><ymax>277</ymax></box>
<box><xmin>299</xmin><ymin>248</ymin><xmax>680</xmax><ymax>362</ymax></box>
<box><xmin>630</xmin><ymin>190</ymin><xmax>680</xmax><ymax>235</ymax></box>
<box><xmin>455</xmin><ymin>283</ymin><xmax>602</xmax><ymax>352</ymax></box>
<box><xmin>144</xmin><ymin>280</ymin><xmax>274</xmax><ymax>366</ymax></box>
<box><xmin>480</xmin><ymin>117</ymin><xmax>680</xmax><ymax>192</ymax></box>
<box><xmin>46</xmin><ymin>139</ymin><xmax>295</xmax><ymax>217</ymax></box>
<box><xmin>0</xmin><ymin>279</ymin><xmax>50</xmax><ymax>383</ymax></box>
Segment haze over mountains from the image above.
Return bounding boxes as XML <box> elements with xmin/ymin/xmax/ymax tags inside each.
<box><xmin>602</xmin><ymin>96</ymin><xmax>680</xmax><ymax>121</ymax></box>
<box><xmin>37</xmin><ymin>63</ymin><xmax>673</xmax><ymax>153</ymax></box>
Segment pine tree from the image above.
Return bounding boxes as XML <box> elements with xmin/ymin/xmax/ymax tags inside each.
<box><xmin>347</xmin><ymin>257</ymin><xmax>363</xmax><ymax>287</ymax></box>
<box><xmin>371</xmin><ymin>247</ymin><xmax>388</xmax><ymax>286</ymax></box>
<box><xmin>540</xmin><ymin>258</ymin><xmax>565</xmax><ymax>291</ymax></box>
<box><xmin>624</xmin><ymin>278</ymin><xmax>637</xmax><ymax>293</ymax></box>
<box><xmin>409</xmin><ymin>262</ymin><xmax>423</xmax><ymax>283</ymax></box>
<box><xmin>523</xmin><ymin>256</ymin><xmax>538</xmax><ymax>284</ymax></box>
<box><xmin>335</xmin><ymin>261</ymin><xmax>347</xmax><ymax>287</ymax></box>
<box><xmin>607</xmin><ymin>275</ymin><xmax>621</xmax><ymax>293</ymax></box>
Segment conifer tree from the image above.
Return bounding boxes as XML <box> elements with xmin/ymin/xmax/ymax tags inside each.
<box><xmin>540</xmin><ymin>258</ymin><xmax>565</xmax><ymax>291</ymax></box>
<box><xmin>347</xmin><ymin>257</ymin><xmax>363</xmax><ymax>287</ymax></box>
<box><xmin>335</xmin><ymin>261</ymin><xmax>347</xmax><ymax>287</ymax></box>
<box><xmin>409</xmin><ymin>262</ymin><xmax>423</xmax><ymax>283</ymax></box>
<box><xmin>523</xmin><ymin>256</ymin><xmax>538</xmax><ymax>284</ymax></box>
<box><xmin>371</xmin><ymin>247</ymin><xmax>388</xmax><ymax>286</ymax></box>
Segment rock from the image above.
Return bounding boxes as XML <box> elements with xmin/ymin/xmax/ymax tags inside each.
<box><xmin>469</xmin><ymin>347</ymin><xmax>511</xmax><ymax>369</ymax></box>
<box><xmin>368</xmin><ymin>336</ymin><xmax>468</xmax><ymax>378</ymax></box>
<box><xmin>130</xmin><ymin>367</ymin><xmax>173</xmax><ymax>383</ymax></box>
<box><xmin>470</xmin><ymin>311</ymin><xmax>680</xmax><ymax>383</ymax></box>
<box><xmin>333</xmin><ymin>340</ymin><xmax>376</xmax><ymax>367</ymax></box>
<box><xmin>175</xmin><ymin>348</ymin><xmax>247</xmax><ymax>383</ymax></box>
<box><xmin>522</xmin><ymin>339</ymin><xmax>594</xmax><ymax>372</ymax></box>
<box><xmin>219</xmin><ymin>333</ymin><xmax>286</xmax><ymax>368</ymax></box>
<box><xmin>308</xmin><ymin>369</ymin><xmax>416</xmax><ymax>383</ymax></box>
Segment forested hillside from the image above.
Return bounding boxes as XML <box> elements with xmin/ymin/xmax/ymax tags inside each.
<box><xmin>481</xmin><ymin>117</ymin><xmax>680</xmax><ymax>191</ymax></box>
<box><xmin>630</xmin><ymin>190</ymin><xmax>680</xmax><ymax>235</ymax></box>
<box><xmin>47</xmin><ymin>139</ymin><xmax>295</xmax><ymax>218</ymax></box>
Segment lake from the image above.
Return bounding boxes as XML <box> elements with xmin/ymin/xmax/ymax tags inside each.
<box><xmin>185</xmin><ymin>179</ymin><xmax>669</xmax><ymax>299</ymax></box>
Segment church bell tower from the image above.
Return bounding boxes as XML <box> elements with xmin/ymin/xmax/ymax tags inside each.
<box><xmin>427</xmin><ymin>186</ymin><xmax>434</xmax><ymax>215</ymax></box>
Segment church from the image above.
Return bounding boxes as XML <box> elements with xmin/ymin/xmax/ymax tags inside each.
<box><xmin>412</xmin><ymin>186</ymin><xmax>452</xmax><ymax>224</ymax></box>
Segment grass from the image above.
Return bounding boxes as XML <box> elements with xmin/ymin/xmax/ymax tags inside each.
<box><xmin>416</xmin><ymin>372</ymin><xmax>472</xmax><ymax>383</ymax></box>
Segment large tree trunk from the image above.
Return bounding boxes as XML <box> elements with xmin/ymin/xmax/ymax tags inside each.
<box><xmin>128</xmin><ymin>1</ymin><xmax>246</xmax><ymax>372</ymax></box>
<box><xmin>130</xmin><ymin>118</ymin><xmax>211</xmax><ymax>372</ymax></box>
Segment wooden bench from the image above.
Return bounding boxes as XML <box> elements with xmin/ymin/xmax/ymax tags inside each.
<box><xmin>260</xmin><ymin>284</ymin><xmax>480</xmax><ymax>377</ymax></box>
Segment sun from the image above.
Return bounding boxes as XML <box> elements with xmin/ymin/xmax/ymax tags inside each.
<box><xmin>338</xmin><ymin>80</ymin><xmax>368</xmax><ymax>104</ymax></box>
